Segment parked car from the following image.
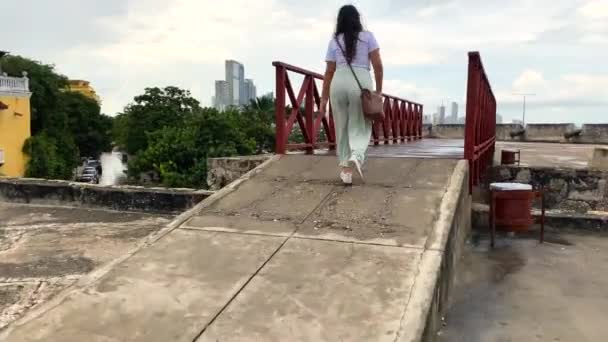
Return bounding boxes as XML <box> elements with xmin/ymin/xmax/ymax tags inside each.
<box><xmin>78</xmin><ymin>167</ymin><xmax>99</xmax><ymax>184</ymax></box>
<box><xmin>85</xmin><ymin>159</ymin><xmax>102</xmax><ymax>175</ymax></box>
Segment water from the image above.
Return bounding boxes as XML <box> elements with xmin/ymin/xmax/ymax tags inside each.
<box><xmin>99</xmin><ymin>152</ymin><xmax>127</xmax><ymax>186</ymax></box>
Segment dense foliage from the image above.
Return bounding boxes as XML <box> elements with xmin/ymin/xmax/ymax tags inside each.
<box><xmin>1</xmin><ymin>55</ymin><xmax>112</xmax><ymax>179</ymax></box>
<box><xmin>2</xmin><ymin>54</ymin><xmax>276</xmax><ymax>188</ymax></box>
<box><xmin>115</xmin><ymin>87</ymin><xmax>275</xmax><ymax>188</ymax></box>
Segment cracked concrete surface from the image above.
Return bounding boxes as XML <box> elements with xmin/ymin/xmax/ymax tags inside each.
<box><xmin>2</xmin><ymin>155</ymin><xmax>468</xmax><ymax>342</ymax></box>
<box><xmin>0</xmin><ymin>202</ymin><xmax>172</xmax><ymax>330</ymax></box>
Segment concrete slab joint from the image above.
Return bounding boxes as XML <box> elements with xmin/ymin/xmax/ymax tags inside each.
<box><xmin>1</xmin><ymin>155</ymin><xmax>471</xmax><ymax>342</ymax></box>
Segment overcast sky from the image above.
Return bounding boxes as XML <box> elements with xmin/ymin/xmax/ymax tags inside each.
<box><xmin>2</xmin><ymin>0</ymin><xmax>607</xmax><ymax>124</ymax></box>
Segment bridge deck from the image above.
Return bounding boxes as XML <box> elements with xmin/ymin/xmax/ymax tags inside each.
<box><xmin>2</xmin><ymin>155</ymin><xmax>470</xmax><ymax>342</ymax></box>
<box><xmin>368</xmin><ymin>138</ymin><xmax>464</xmax><ymax>159</ymax></box>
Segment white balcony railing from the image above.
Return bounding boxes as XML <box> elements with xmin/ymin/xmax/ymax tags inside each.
<box><xmin>0</xmin><ymin>72</ymin><xmax>30</xmax><ymax>93</ymax></box>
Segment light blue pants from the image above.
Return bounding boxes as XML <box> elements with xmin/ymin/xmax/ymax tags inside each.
<box><xmin>330</xmin><ymin>66</ymin><xmax>373</xmax><ymax>167</ymax></box>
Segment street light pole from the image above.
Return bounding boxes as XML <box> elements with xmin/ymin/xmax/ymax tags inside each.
<box><xmin>513</xmin><ymin>93</ymin><xmax>535</xmax><ymax>126</ymax></box>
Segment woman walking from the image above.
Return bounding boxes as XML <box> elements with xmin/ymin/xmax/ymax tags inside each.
<box><xmin>319</xmin><ymin>5</ymin><xmax>384</xmax><ymax>185</ymax></box>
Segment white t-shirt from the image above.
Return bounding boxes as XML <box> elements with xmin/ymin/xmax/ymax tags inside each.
<box><xmin>325</xmin><ymin>31</ymin><xmax>380</xmax><ymax>70</ymax></box>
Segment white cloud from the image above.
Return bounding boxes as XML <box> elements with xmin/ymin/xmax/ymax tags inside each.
<box><xmin>579</xmin><ymin>0</ymin><xmax>608</xmax><ymax>19</ymax></box>
<box><xmin>415</xmin><ymin>1</ymin><xmax>458</xmax><ymax>18</ymax></box>
<box><xmin>512</xmin><ymin>70</ymin><xmax>547</xmax><ymax>93</ymax></box>
<box><xmin>3</xmin><ymin>0</ymin><xmax>606</xmax><ymax>124</ymax></box>
<box><xmin>383</xmin><ymin>80</ymin><xmax>442</xmax><ymax>106</ymax></box>
<box><xmin>498</xmin><ymin>70</ymin><xmax>608</xmax><ymax>107</ymax></box>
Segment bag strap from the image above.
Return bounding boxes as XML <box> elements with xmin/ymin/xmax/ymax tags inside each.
<box><xmin>335</xmin><ymin>37</ymin><xmax>364</xmax><ymax>92</ymax></box>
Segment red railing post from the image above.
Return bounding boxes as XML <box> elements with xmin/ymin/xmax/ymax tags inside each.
<box><xmin>391</xmin><ymin>99</ymin><xmax>400</xmax><ymax>144</ymax></box>
<box><xmin>399</xmin><ymin>101</ymin><xmax>406</xmax><ymax>142</ymax></box>
<box><xmin>405</xmin><ymin>103</ymin><xmax>412</xmax><ymax>141</ymax></box>
<box><xmin>275</xmin><ymin>64</ymin><xmax>287</xmax><ymax>154</ymax></box>
<box><xmin>419</xmin><ymin>105</ymin><xmax>424</xmax><ymax>139</ymax></box>
<box><xmin>305</xmin><ymin>75</ymin><xmax>315</xmax><ymax>154</ymax></box>
<box><xmin>465</xmin><ymin>52</ymin><xmax>497</xmax><ymax>193</ymax></box>
<box><xmin>272</xmin><ymin>61</ymin><xmax>424</xmax><ymax>153</ymax></box>
<box><xmin>382</xmin><ymin>98</ymin><xmax>391</xmax><ymax>145</ymax></box>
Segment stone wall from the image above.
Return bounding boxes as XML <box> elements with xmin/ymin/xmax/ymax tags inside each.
<box><xmin>422</xmin><ymin>124</ymin><xmax>433</xmax><ymax>138</ymax></box>
<box><xmin>423</xmin><ymin>123</ymin><xmax>608</xmax><ymax>145</ymax></box>
<box><xmin>420</xmin><ymin>162</ymin><xmax>471</xmax><ymax>342</ymax></box>
<box><xmin>206</xmin><ymin>155</ymin><xmax>271</xmax><ymax>190</ymax></box>
<box><xmin>571</xmin><ymin>124</ymin><xmax>608</xmax><ymax>144</ymax></box>
<box><xmin>0</xmin><ymin>178</ymin><xmax>213</xmax><ymax>214</ymax></box>
<box><xmin>429</xmin><ymin>124</ymin><xmax>465</xmax><ymax>139</ymax></box>
<box><xmin>496</xmin><ymin>124</ymin><xmax>525</xmax><ymax>141</ymax></box>
<box><xmin>524</xmin><ymin>123</ymin><xmax>576</xmax><ymax>143</ymax></box>
<box><xmin>490</xmin><ymin>166</ymin><xmax>608</xmax><ymax>214</ymax></box>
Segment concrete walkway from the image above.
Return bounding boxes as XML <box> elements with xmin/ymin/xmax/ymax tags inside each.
<box><xmin>1</xmin><ymin>155</ymin><xmax>469</xmax><ymax>342</ymax></box>
<box><xmin>439</xmin><ymin>233</ymin><xmax>608</xmax><ymax>342</ymax></box>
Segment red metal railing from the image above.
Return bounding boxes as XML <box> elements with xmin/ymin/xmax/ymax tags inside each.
<box><xmin>273</xmin><ymin>61</ymin><xmax>423</xmax><ymax>154</ymax></box>
<box><xmin>465</xmin><ymin>52</ymin><xmax>497</xmax><ymax>193</ymax></box>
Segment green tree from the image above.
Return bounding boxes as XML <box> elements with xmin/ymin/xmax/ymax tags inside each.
<box><xmin>0</xmin><ymin>55</ymin><xmax>68</xmax><ymax>135</ymax></box>
<box><xmin>127</xmin><ymin>107</ymin><xmax>258</xmax><ymax>188</ymax></box>
<box><xmin>115</xmin><ymin>86</ymin><xmax>202</xmax><ymax>155</ymax></box>
<box><xmin>61</xmin><ymin>91</ymin><xmax>113</xmax><ymax>158</ymax></box>
<box><xmin>22</xmin><ymin>133</ymin><xmax>78</xmax><ymax>179</ymax></box>
<box><xmin>242</xmin><ymin>95</ymin><xmax>276</xmax><ymax>153</ymax></box>
<box><xmin>1</xmin><ymin>54</ymin><xmax>113</xmax><ymax>180</ymax></box>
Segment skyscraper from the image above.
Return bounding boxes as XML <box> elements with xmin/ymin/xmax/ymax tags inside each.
<box><xmin>244</xmin><ymin>79</ymin><xmax>257</xmax><ymax>104</ymax></box>
<box><xmin>438</xmin><ymin>105</ymin><xmax>446</xmax><ymax>125</ymax></box>
<box><xmin>214</xmin><ymin>80</ymin><xmax>229</xmax><ymax>111</ymax></box>
<box><xmin>225</xmin><ymin>60</ymin><xmax>245</xmax><ymax>106</ymax></box>
<box><xmin>450</xmin><ymin>102</ymin><xmax>458</xmax><ymax>123</ymax></box>
<box><xmin>215</xmin><ymin>60</ymin><xmax>257</xmax><ymax>110</ymax></box>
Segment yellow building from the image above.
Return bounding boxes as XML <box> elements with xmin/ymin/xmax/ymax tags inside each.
<box><xmin>0</xmin><ymin>72</ymin><xmax>32</xmax><ymax>177</ymax></box>
<box><xmin>67</xmin><ymin>79</ymin><xmax>101</xmax><ymax>103</ymax></box>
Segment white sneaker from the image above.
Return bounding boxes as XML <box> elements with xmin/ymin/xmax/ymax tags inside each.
<box><xmin>340</xmin><ymin>171</ymin><xmax>352</xmax><ymax>185</ymax></box>
<box><xmin>351</xmin><ymin>159</ymin><xmax>364</xmax><ymax>180</ymax></box>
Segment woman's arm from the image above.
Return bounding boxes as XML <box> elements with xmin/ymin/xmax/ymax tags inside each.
<box><xmin>370</xmin><ymin>49</ymin><xmax>383</xmax><ymax>94</ymax></box>
<box><xmin>320</xmin><ymin>61</ymin><xmax>337</xmax><ymax>114</ymax></box>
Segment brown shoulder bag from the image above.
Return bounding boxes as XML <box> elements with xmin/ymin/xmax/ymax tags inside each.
<box><xmin>335</xmin><ymin>38</ymin><xmax>384</xmax><ymax>121</ymax></box>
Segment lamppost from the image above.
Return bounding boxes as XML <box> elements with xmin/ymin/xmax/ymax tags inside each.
<box><xmin>513</xmin><ymin>93</ymin><xmax>535</xmax><ymax>126</ymax></box>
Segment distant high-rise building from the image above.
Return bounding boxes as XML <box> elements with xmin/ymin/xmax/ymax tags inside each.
<box><xmin>225</xmin><ymin>60</ymin><xmax>245</xmax><ymax>106</ymax></box>
<box><xmin>423</xmin><ymin>115</ymin><xmax>432</xmax><ymax>124</ymax></box>
<box><xmin>438</xmin><ymin>105</ymin><xmax>446</xmax><ymax>125</ymax></box>
<box><xmin>214</xmin><ymin>80</ymin><xmax>229</xmax><ymax>111</ymax></box>
<box><xmin>496</xmin><ymin>113</ymin><xmax>503</xmax><ymax>124</ymax></box>
<box><xmin>450</xmin><ymin>102</ymin><xmax>458</xmax><ymax>123</ymax></box>
<box><xmin>244</xmin><ymin>78</ymin><xmax>257</xmax><ymax>104</ymax></box>
<box><xmin>215</xmin><ymin>60</ymin><xmax>257</xmax><ymax>110</ymax></box>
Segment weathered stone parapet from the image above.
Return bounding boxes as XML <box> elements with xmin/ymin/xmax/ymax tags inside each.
<box><xmin>0</xmin><ymin>178</ymin><xmax>213</xmax><ymax>214</ymax></box>
<box><xmin>430</xmin><ymin>124</ymin><xmax>465</xmax><ymax>139</ymax></box>
<box><xmin>496</xmin><ymin>123</ymin><xmax>525</xmax><ymax>141</ymax></box>
<box><xmin>590</xmin><ymin>147</ymin><xmax>608</xmax><ymax>170</ymax></box>
<box><xmin>490</xmin><ymin>165</ymin><xmax>608</xmax><ymax>213</ymax></box>
<box><xmin>422</xmin><ymin>124</ymin><xmax>432</xmax><ymax>138</ymax></box>
<box><xmin>206</xmin><ymin>155</ymin><xmax>271</xmax><ymax>190</ymax></box>
<box><xmin>525</xmin><ymin>123</ymin><xmax>576</xmax><ymax>143</ymax></box>
<box><xmin>424</xmin><ymin>123</ymin><xmax>608</xmax><ymax>145</ymax></box>
<box><xmin>571</xmin><ymin>124</ymin><xmax>608</xmax><ymax>144</ymax></box>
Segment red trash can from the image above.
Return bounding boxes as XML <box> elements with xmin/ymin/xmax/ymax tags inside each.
<box><xmin>490</xmin><ymin>183</ymin><xmax>534</xmax><ymax>233</ymax></box>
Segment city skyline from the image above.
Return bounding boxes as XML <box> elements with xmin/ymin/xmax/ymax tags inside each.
<box><xmin>2</xmin><ymin>1</ymin><xmax>606</xmax><ymax>124</ymax></box>
<box><xmin>214</xmin><ymin>60</ymin><xmax>257</xmax><ymax>111</ymax></box>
